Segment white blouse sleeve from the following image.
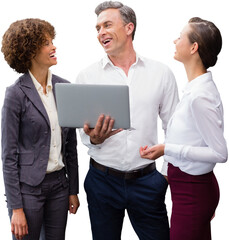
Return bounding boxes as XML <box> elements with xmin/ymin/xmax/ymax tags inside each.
<box><xmin>165</xmin><ymin>94</ymin><xmax>228</xmax><ymax>164</ymax></box>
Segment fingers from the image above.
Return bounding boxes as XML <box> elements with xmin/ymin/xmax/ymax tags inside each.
<box><xmin>94</xmin><ymin>114</ymin><xmax>105</xmax><ymax>135</ymax></box>
<box><xmin>11</xmin><ymin>222</ymin><xmax>28</xmax><ymax>240</ymax></box>
<box><xmin>83</xmin><ymin>123</ymin><xmax>91</xmax><ymax>135</ymax></box>
<box><xmin>139</xmin><ymin>146</ymin><xmax>148</xmax><ymax>156</ymax></box>
<box><xmin>88</xmin><ymin>114</ymin><xmax>115</xmax><ymax>136</ymax></box>
<box><xmin>84</xmin><ymin>114</ymin><xmax>121</xmax><ymax>144</ymax></box>
<box><xmin>11</xmin><ymin>209</ymin><xmax>28</xmax><ymax>240</ymax></box>
<box><xmin>140</xmin><ymin>144</ymin><xmax>165</xmax><ymax>160</ymax></box>
<box><xmin>69</xmin><ymin>201</ymin><xmax>79</xmax><ymax>214</ymax></box>
<box><xmin>69</xmin><ymin>195</ymin><xmax>80</xmax><ymax>214</ymax></box>
<box><xmin>11</xmin><ymin>223</ymin><xmax>14</xmax><ymax>235</ymax></box>
<box><xmin>69</xmin><ymin>203</ymin><xmax>77</xmax><ymax>214</ymax></box>
<box><xmin>83</xmin><ymin>114</ymin><xmax>106</xmax><ymax>137</ymax></box>
<box><xmin>139</xmin><ymin>145</ymin><xmax>156</xmax><ymax>160</ymax></box>
<box><xmin>110</xmin><ymin>128</ymin><xmax>123</xmax><ymax>137</ymax></box>
<box><xmin>99</xmin><ymin>115</ymin><xmax>113</xmax><ymax>136</ymax></box>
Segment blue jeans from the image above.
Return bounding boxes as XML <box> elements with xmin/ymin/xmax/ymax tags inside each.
<box><xmin>84</xmin><ymin>164</ymin><xmax>169</xmax><ymax>240</ymax></box>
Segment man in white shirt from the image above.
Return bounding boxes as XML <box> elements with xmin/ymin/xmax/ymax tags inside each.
<box><xmin>76</xmin><ymin>1</ymin><xmax>179</xmax><ymax>239</ymax></box>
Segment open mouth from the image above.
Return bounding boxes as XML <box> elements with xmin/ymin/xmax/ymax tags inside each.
<box><xmin>50</xmin><ymin>52</ymin><xmax>56</xmax><ymax>58</ymax></box>
<box><xmin>102</xmin><ymin>38</ymin><xmax>112</xmax><ymax>46</ymax></box>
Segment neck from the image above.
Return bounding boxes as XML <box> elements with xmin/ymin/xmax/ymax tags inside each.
<box><xmin>184</xmin><ymin>60</ymin><xmax>207</xmax><ymax>82</ymax></box>
<box><xmin>29</xmin><ymin>66</ymin><xmax>49</xmax><ymax>93</ymax></box>
<box><xmin>108</xmin><ymin>44</ymin><xmax>136</xmax><ymax>76</ymax></box>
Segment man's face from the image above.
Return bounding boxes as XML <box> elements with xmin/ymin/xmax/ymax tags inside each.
<box><xmin>96</xmin><ymin>8</ymin><xmax>129</xmax><ymax>57</ymax></box>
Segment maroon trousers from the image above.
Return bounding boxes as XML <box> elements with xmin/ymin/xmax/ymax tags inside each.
<box><xmin>168</xmin><ymin>163</ymin><xmax>219</xmax><ymax>240</ymax></box>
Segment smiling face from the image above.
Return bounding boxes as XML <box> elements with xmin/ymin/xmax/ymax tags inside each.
<box><xmin>31</xmin><ymin>35</ymin><xmax>57</xmax><ymax>70</ymax></box>
<box><xmin>173</xmin><ymin>24</ymin><xmax>194</xmax><ymax>64</ymax></box>
<box><xmin>96</xmin><ymin>8</ymin><xmax>130</xmax><ymax>57</ymax></box>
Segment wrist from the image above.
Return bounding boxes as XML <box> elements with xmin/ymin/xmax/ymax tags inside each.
<box><xmin>13</xmin><ymin>208</ymin><xmax>24</xmax><ymax>213</ymax></box>
<box><xmin>90</xmin><ymin>137</ymin><xmax>103</xmax><ymax>145</ymax></box>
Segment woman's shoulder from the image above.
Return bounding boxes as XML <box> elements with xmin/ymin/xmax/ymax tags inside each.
<box><xmin>52</xmin><ymin>74</ymin><xmax>70</xmax><ymax>84</ymax></box>
<box><xmin>5</xmin><ymin>75</ymin><xmax>24</xmax><ymax>95</ymax></box>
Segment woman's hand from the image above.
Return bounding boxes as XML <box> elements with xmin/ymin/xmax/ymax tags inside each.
<box><xmin>11</xmin><ymin>208</ymin><xmax>28</xmax><ymax>240</ymax></box>
<box><xmin>69</xmin><ymin>195</ymin><xmax>80</xmax><ymax>214</ymax></box>
<box><xmin>140</xmin><ymin>144</ymin><xmax>165</xmax><ymax>160</ymax></box>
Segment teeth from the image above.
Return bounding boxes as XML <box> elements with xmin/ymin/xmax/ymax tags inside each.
<box><xmin>50</xmin><ymin>53</ymin><xmax>56</xmax><ymax>58</ymax></box>
<box><xmin>103</xmin><ymin>39</ymin><xmax>111</xmax><ymax>44</ymax></box>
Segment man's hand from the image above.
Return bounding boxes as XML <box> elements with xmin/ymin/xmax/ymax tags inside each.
<box><xmin>84</xmin><ymin>114</ymin><xmax>123</xmax><ymax>144</ymax></box>
<box><xmin>11</xmin><ymin>208</ymin><xmax>28</xmax><ymax>240</ymax></box>
<box><xmin>69</xmin><ymin>195</ymin><xmax>80</xmax><ymax>214</ymax></box>
<box><xmin>139</xmin><ymin>144</ymin><xmax>165</xmax><ymax>160</ymax></box>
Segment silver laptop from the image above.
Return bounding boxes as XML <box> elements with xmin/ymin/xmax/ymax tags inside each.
<box><xmin>55</xmin><ymin>83</ymin><xmax>131</xmax><ymax>129</ymax></box>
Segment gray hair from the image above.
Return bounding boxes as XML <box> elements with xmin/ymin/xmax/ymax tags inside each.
<box><xmin>95</xmin><ymin>1</ymin><xmax>137</xmax><ymax>40</ymax></box>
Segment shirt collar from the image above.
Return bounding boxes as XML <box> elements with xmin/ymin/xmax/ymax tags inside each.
<box><xmin>183</xmin><ymin>71</ymin><xmax>213</xmax><ymax>94</ymax></box>
<box><xmin>29</xmin><ymin>70</ymin><xmax>53</xmax><ymax>92</ymax></box>
<box><xmin>101</xmin><ymin>53</ymin><xmax>145</xmax><ymax>69</ymax></box>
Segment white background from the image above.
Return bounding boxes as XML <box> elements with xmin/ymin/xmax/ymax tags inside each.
<box><xmin>0</xmin><ymin>0</ymin><xmax>228</xmax><ymax>239</ymax></box>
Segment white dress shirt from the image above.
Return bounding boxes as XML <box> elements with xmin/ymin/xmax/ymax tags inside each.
<box><xmin>29</xmin><ymin>70</ymin><xmax>64</xmax><ymax>173</ymax></box>
<box><xmin>164</xmin><ymin>72</ymin><xmax>228</xmax><ymax>175</ymax></box>
<box><xmin>76</xmin><ymin>55</ymin><xmax>179</xmax><ymax>171</ymax></box>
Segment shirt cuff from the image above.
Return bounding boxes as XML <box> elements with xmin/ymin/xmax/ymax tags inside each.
<box><xmin>164</xmin><ymin>143</ymin><xmax>184</xmax><ymax>160</ymax></box>
<box><xmin>83</xmin><ymin>134</ymin><xmax>102</xmax><ymax>149</ymax></box>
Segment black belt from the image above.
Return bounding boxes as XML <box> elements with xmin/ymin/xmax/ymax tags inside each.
<box><xmin>90</xmin><ymin>158</ymin><xmax>156</xmax><ymax>180</ymax></box>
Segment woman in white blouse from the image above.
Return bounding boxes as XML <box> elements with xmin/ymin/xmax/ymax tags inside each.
<box><xmin>140</xmin><ymin>17</ymin><xmax>228</xmax><ymax>240</ymax></box>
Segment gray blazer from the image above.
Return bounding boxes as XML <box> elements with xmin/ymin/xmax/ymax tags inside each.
<box><xmin>1</xmin><ymin>72</ymin><xmax>78</xmax><ymax>209</ymax></box>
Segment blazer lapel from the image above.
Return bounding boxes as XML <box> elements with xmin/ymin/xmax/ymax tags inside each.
<box><xmin>52</xmin><ymin>77</ymin><xmax>58</xmax><ymax>102</ymax></box>
<box><xmin>19</xmin><ymin>72</ymin><xmax>50</xmax><ymax>126</ymax></box>
<box><xmin>52</xmin><ymin>75</ymin><xmax>66</xmax><ymax>134</ymax></box>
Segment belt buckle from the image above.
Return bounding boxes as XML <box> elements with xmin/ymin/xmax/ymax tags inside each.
<box><xmin>124</xmin><ymin>169</ymin><xmax>141</xmax><ymax>180</ymax></box>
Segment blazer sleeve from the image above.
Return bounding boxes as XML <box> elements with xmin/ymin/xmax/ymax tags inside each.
<box><xmin>53</xmin><ymin>76</ymin><xmax>79</xmax><ymax>195</ymax></box>
<box><xmin>1</xmin><ymin>85</ymin><xmax>23</xmax><ymax>209</ymax></box>
<box><xmin>64</xmin><ymin>128</ymin><xmax>79</xmax><ymax>195</ymax></box>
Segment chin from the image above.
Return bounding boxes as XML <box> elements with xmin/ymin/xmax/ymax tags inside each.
<box><xmin>173</xmin><ymin>55</ymin><xmax>179</xmax><ymax>61</ymax></box>
<box><xmin>51</xmin><ymin>61</ymin><xmax>57</xmax><ymax>66</ymax></box>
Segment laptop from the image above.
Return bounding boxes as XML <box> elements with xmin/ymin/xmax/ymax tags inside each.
<box><xmin>55</xmin><ymin>83</ymin><xmax>131</xmax><ymax>129</ymax></box>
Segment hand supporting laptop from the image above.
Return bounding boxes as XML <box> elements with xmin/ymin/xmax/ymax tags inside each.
<box><xmin>83</xmin><ymin>114</ymin><xmax>123</xmax><ymax>144</ymax></box>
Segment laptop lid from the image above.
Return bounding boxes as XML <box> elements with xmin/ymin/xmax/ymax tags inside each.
<box><xmin>55</xmin><ymin>83</ymin><xmax>131</xmax><ymax>129</ymax></box>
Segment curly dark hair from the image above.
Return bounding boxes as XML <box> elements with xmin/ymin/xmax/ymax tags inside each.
<box><xmin>1</xmin><ymin>18</ymin><xmax>55</xmax><ymax>73</ymax></box>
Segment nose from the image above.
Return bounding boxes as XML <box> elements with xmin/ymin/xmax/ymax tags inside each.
<box><xmin>52</xmin><ymin>43</ymin><xmax>56</xmax><ymax>50</ymax></box>
<box><xmin>173</xmin><ymin>38</ymin><xmax>177</xmax><ymax>44</ymax></box>
<box><xmin>97</xmin><ymin>26</ymin><xmax>106</xmax><ymax>38</ymax></box>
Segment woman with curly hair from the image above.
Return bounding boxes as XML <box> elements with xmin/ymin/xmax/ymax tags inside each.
<box><xmin>140</xmin><ymin>17</ymin><xmax>228</xmax><ymax>239</ymax></box>
<box><xmin>1</xmin><ymin>18</ymin><xmax>79</xmax><ymax>240</ymax></box>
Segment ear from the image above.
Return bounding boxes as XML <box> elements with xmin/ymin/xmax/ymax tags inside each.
<box><xmin>125</xmin><ymin>22</ymin><xmax>134</xmax><ymax>37</ymax></box>
<box><xmin>190</xmin><ymin>42</ymin><xmax>199</xmax><ymax>55</ymax></box>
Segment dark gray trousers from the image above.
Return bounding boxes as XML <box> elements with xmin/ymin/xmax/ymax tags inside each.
<box><xmin>9</xmin><ymin>168</ymin><xmax>69</xmax><ymax>240</ymax></box>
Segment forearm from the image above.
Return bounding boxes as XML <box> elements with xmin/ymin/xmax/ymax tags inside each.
<box><xmin>165</xmin><ymin>143</ymin><xmax>227</xmax><ymax>164</ymax></box>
